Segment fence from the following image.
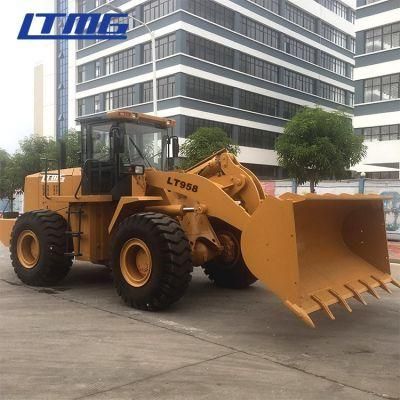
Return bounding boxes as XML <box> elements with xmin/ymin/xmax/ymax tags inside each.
<box><xmin>260</xmin><ymin>179</ymin><xmax>400</xmax><ymax>241</ymax></box>
<box><xmin>0</xmin><ymin>191</ymin><xmax>24</xmax><ymax>215</ymax></box>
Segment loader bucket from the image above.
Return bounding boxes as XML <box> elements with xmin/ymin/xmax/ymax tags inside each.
<box><xmin>0</xmin><ymin>218</ymin><xmax>16</xmax><ymax>247</ymax></box>
<box><xmin>241</xmin><ymin>194</ymin><xmax>399</xmax><ymax>327</ymax></box>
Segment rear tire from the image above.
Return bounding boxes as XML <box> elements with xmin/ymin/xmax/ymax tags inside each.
<box><xmin>10</xmin><ymin>210</ymin><xmax>72</xmax><ymax>286</ymax></box>
<box><xmin>203</xmin><ymin>225</ymin><xmax>257</xmax><ymax>289</ymax></box>
<box><xmin>111</xmin><ymin>213</ymin><xmax>193</xmax><ymax>310</ymax></box>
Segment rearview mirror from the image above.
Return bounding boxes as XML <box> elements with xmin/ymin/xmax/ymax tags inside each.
<box><xmin>172</xmin><ymin>136</ymin><xmax>179</xmax><ymax>158</ymax></box>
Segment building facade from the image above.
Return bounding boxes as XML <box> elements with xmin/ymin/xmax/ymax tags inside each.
<box><xmin>354</xmin><ymin>0</ymin><xmax>400</xmax><ymax>179</ymax></box>
<box><xmin>74</xmin><ymin>0</ymin><xmax>355</xmax><ymax>178</ymax></box>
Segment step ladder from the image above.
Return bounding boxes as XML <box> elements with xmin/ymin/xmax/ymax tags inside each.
<box><xmin>65</xmin><ymin>205</ymin><xmax>83</xmax><ymax>257</ymax></box>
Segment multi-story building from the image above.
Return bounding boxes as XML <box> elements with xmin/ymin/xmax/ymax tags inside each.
<box><xmin>60</xmin><ymin>0</ymin><xmax>356</xmax><ymax>178</ymax></box>
<box><xmin>33</xmin><ymin>0</ymin><xmax>77</xmax><ymax>139</ymax></box>
<box><xmin>354</xmin><ymin>0</ymin><xmax>400</xmax><ymax>179</ymax></box>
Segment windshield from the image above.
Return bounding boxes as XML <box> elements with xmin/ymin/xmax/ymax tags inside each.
<box><xmin>122</xmin><ymin>122</ymin><xmax>168</xmax><ymax>170</ymax></box>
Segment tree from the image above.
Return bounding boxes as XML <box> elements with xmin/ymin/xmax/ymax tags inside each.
<box><xmin>0</xmin><ymin>149</ymin><xmax>20</xmax><ymax>212</ymax></box>
<box><xmin>11</xmin><ymin>136</ymin><xmax>58</xmax><ymax>190</ymax></box>
<box><xmin>64</xmin><ymin>129</ymin><xmax>81</xmax><ymax>168</ymax></box>
<box><xmin>180</xmin><ymin>127</ymin><xmax>239</xmax><ymax>169</ymax></box>
<box><xmin>275</xmin><ymin>107</ymin><xmax>366</xmax><ymax>193</ymax></box>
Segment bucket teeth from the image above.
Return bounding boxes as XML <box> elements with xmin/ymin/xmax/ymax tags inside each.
<box><xmin>311</xmin><ymin>295</ymin><xmax>335</xmax><ymax>320</ymax></box>
<box><xmin>391</xmin><ymin>278</ymin><xmax>400</xmax><ymax>289</ymax></box>
<box><xmin>345</xmin><ymin>284</ymin><xmax>367</xmax><ymax>305</ymax></box>
<box><xmin>370</xmin><ymin>275</ymin><xmax>392</xmax><ymax>294</ymax></box>
<box><xmin>284</xmin><ymin>300</ymin><xmax>315</xmax><ymax>328</ymax></box>
<box><xmin>359</xmin><ymin>280</ymin><xmax>380</xmax><ymax>299</ymax></box>
<box><xmin>328</xmin><ymin>289</ymin><xmax>352</xmax><ymax>312</ymax></box>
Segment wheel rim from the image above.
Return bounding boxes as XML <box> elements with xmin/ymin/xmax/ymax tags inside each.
<box><xmin>17</xmin><ymin>230</ymin><xmax>40</xmax><ymax>269</ymax></box>
<box><xmin>120</xmin><ymin>238</ymin><xmax>152</xmax><ymax>287</ymax></box>
<box><xmin>218</xmin><ymin>231</ymin><xmax>240</xmax><ymax>265</ymax></box>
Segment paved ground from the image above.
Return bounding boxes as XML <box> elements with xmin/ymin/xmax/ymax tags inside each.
<box><xmin>389</xmin><ymin>241</ymin><xmax>400</xmax><ymax>262</ymax></box>
<box><xmin>0</xmin><ymin>244</ymin><xmax>399</xmax><ymax>400</ymax></box>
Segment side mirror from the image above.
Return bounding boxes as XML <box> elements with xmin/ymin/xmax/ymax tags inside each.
<box><xmin>111</xmin><ymin>126</ymin><xmax>125</xmax><ymax>154</ymax></box>
<box><xmin>172</xmin><ymin>136</ymin><xmax>179</xmax><ymax>158</ymax></box>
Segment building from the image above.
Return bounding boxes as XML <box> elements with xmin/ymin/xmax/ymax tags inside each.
<box><xmin>353</xmin><ymin>0</ymin><xmax>400</xmax><ymax>179</ymax></box>
<box><xmin>72</xmin><ymin>0</ymin><xmax>355</xmax><ymax>178</ymax></box>
<box><xmin>33</xmin><ymin>64</ymin><xmax>44</xmax><ymax>136</ymax></box>
<box><xmin>33</xmin><ymin>1</ymin><xmax>77</xmax><ymax>139</ymax></box>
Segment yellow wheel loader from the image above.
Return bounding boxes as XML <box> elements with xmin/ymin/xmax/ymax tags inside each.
<box><xmin>0</xmin><ymin>110</ymin><xmax>398</xmax><ymax>327</ymax></box>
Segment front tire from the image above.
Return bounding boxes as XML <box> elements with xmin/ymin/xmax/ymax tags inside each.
<box><xmin>203</xmin><ymin>225</ymin><xmax>257</xmax><ymax>289</ymax></box>
<box><xmin>111</xmin><ymin>213</ymin><xmax>193</xmax><ymax>310</ymax></box>
<box><xmin>10</xmin><ymin>210</ymin><xmax>72</xmax><ymax>286</ymax></box>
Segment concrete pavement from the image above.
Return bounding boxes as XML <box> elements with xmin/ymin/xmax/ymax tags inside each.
<box><xmin>0</xmin><ymin>243</ymin><xmax>399</xmax><ymax>400</ymax></box>
<box><xmin>389</xmin><ymin>241</ymin><xmax>400</xmax><ymax>263</ymax></box>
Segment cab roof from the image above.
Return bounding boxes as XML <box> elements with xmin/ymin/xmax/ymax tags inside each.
<box><xmin>77</xmin><ymin>110</ymin><xmax>176</xmax><ymax>129</ymax></box>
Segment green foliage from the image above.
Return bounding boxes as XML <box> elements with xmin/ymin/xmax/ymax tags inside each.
<box><xmin>64</xmin><ymin>129</ymin><xmax>81</xmax><ymax>168</ymax></box>
<box><xmin>0</xmin><ymin>148</ymin><xmax>20</xmax><ymax>211</ymax></box>
<box><xmin>275</xmin><ymin>107</ymin><xmax>366</xmax><ymax>191</ymax></box>
<box><xmin>0</xmin><ymin>130</ymin><xmax>82</xmax><ymax>210</ymax></box>
<box><xmin>11</xmin><ymin>136</ymin><xmax>58</xmax><ymax>190</ymax></box>
<box><xmin>180</xmin><ymin>127</ymin><xmax>239</xmax><ymax>169</ymax></box>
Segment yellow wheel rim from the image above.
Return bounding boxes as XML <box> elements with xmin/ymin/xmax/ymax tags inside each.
<box><xmin>120</xmin><ymin>238</ymin><xmax>152</xmax><ymax>287</ymax></box>
<box><xmin>17</xmin><ymin>230</ymin><xmax>40</xmax><ymax>269</ymax></box>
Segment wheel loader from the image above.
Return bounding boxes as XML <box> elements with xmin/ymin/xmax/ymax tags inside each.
<box><xmin>0</xmin><ymin>110</ymin><xmax>398</xmax><ymax>328</ymax></box>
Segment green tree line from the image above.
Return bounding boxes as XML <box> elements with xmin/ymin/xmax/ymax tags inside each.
<box><xmin>0</xmin><ymin>130</ymin><xmax>80</xmax><ymax>211</ymax></box>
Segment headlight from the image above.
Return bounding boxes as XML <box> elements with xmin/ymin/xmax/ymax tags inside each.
<box><xmin>133</xmin><ymin>165</ymin><xmax>145</xmax><ymax>175</ymax></box>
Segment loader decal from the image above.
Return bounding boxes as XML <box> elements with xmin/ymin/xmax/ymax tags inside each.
<box><xmin>167</xmin><ymin>177</ymin><xmax>198</xmax><ymax>192</ymax></box>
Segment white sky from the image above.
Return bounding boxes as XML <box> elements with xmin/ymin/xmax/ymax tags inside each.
<box><xmin>0</xmin><ymin>0</ymin><xmax>53</xmax><ymax>153</ymax></box>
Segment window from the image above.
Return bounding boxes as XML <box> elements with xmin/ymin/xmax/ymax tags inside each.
<box><xmin>143</xmin><ymin>33</ymin><xmax>176</xmax><ymax>63</ymax></box>
<box><xmin>142</xmin><ymin>76</ymin><xmax>176</xmax><ymax>102</ymax></box>
<box><xmin>362</xmin><ymin>125</ymin><xmax>400</xmax><ymax>141</ymax></box>
<box><xmin>283</xmin><ymin>69</ymin><xmax>315</xmax><ymax>94</ymax></box>
<box><xmin>349</xmin><ymin>37</ymin><xmax>356</xmax><ymax>53</ymax></box>
<box><xmin>95</xmin><ymin>61</ymin><xmax>101</xmax><ymax>78</ymax></box>
<box><xmin>320</xmin><ymin>51</ymin><xmax>347</xmax><ymax>76</ymax></box>
<box><xmin>78</xmin><ymin>0</ymin><xmax>87</xmax><ymax>13</ymax></box>
<box><xmin>321</xmin><ymin>23</ymin><xmax>347</xmax><ymax>48</ymax></box>
<box><xmin>239</xmin><ymin>90</ymin><xmax>279</xmax><ymax>116</ymax></box>
<box><xmin>143</xmin><ymin>0</ymin><xmax>176</xmax><ymax>22</ymax></box>
<box><xmin>185</xmin><ymin>117</ymin><xmax>233</xmax><ymax>137</ymax></box>
<box><xmin>286</xmin><ymin>3</ymin><xmax>316</xmax><ymax>32</ymax></box>
<box><xmin>282</xmin><ymin>102</ymin><xmax>302</xmax><ymax>119</ymax></box>
<box><xmin>283</xmin><ymin>35</ymin><xmax>316</xmax><ymax>63</ymax></box>
<box><xmin>105</xmin><ymin>48</ymin><xmax>135</xmax><ymax>75</ymax></box>
<box><xmin>240</xmin><ymin>16</ymin><xmax>279</xmax><ymax>49</ymax></box>
<box><xmin>320</xmin><ymin>82</ymin><xmax>346</xmax><ymax>104</ymax></box>
<box><xmin>186</xmin><ymin>76</ymin><xmax>234</xmax><ymax>106</ymax></box>
<box><xmin>239</xmin><ymin>53</ymin><xmax>278</xmax><ymax>82</ymax></box>
<box><xmin>249</xmin><ymin>0</ymin><xmax>279</xmax><ymax>13</ymax></box>
<box><xmin>186</xmin><ymin>0</ymin><xmax>235</xmax><ymax>29</ymax></box>
<box><xmin>94</xmin><ymin>95</ymin><xmax>101</xmax><ymax>113</ymax></box>
<box><xmin>77</xmin><ymin>65</ymin><xmax>86</xmax><ymax>83</ymax></box>
<box><xmin>365</xmin><ymin>23</ymin><xmax>400</xmax><ymax>53</ymax></box>
<box><xmin>348</xmin><ymin>92</ymin><xmax>354</xmax><ymax>106</ymax></box>
<box><xmin>105</xmin><ymin>86</ymin><xmax>135</xmax><ymax>110</ymax></box>
<box><xmin>114</xmin><ymin>9</ymin><xmax>136</xmax><ymax>31</ymax></box>
<box><xmin>364</xmin><ymin>74</ymin><xmax>400</xmax><ymax>102</ymax></box>
<box><xmin>238</xmin><ymin>126</ymin><xmax>278</xmax><ymax>149</ymax></box>
<box><xmin>78</xmin><ymin>98</ymin><xmax>86</xmax><ymax>116</ymax></box>
<box><xmin>315</xmin><ymin>0</ymin><xmax>353</xmax><ymax>22</ymax></box>
<box><xmin>186</xmin><ymin>34</ymin><xmax>234</xmax><ymax>68</ymax></box>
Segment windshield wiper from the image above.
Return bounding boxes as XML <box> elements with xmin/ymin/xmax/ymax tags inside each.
<box><xmin>128</xmin><ymin>136</ymin><xmax>152</xmax><ymax>168</ymax></box>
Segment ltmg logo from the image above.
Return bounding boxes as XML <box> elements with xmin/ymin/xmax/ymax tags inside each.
<box><xmin>18</xmin><ymin>13</ymin><xmax>129</xmax><ymax>40</ymax></box>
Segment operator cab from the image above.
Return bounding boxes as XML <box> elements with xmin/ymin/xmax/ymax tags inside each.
<box><xmin>79</xmin><ymin>110</ymin><xmax>179</xmax><ymax>197</ymax></box>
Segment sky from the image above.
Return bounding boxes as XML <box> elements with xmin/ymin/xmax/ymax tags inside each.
<box><xmin>0</xmin><ymin>0</ymin><xmax>53</xmax><ymax>153</ymax></box>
